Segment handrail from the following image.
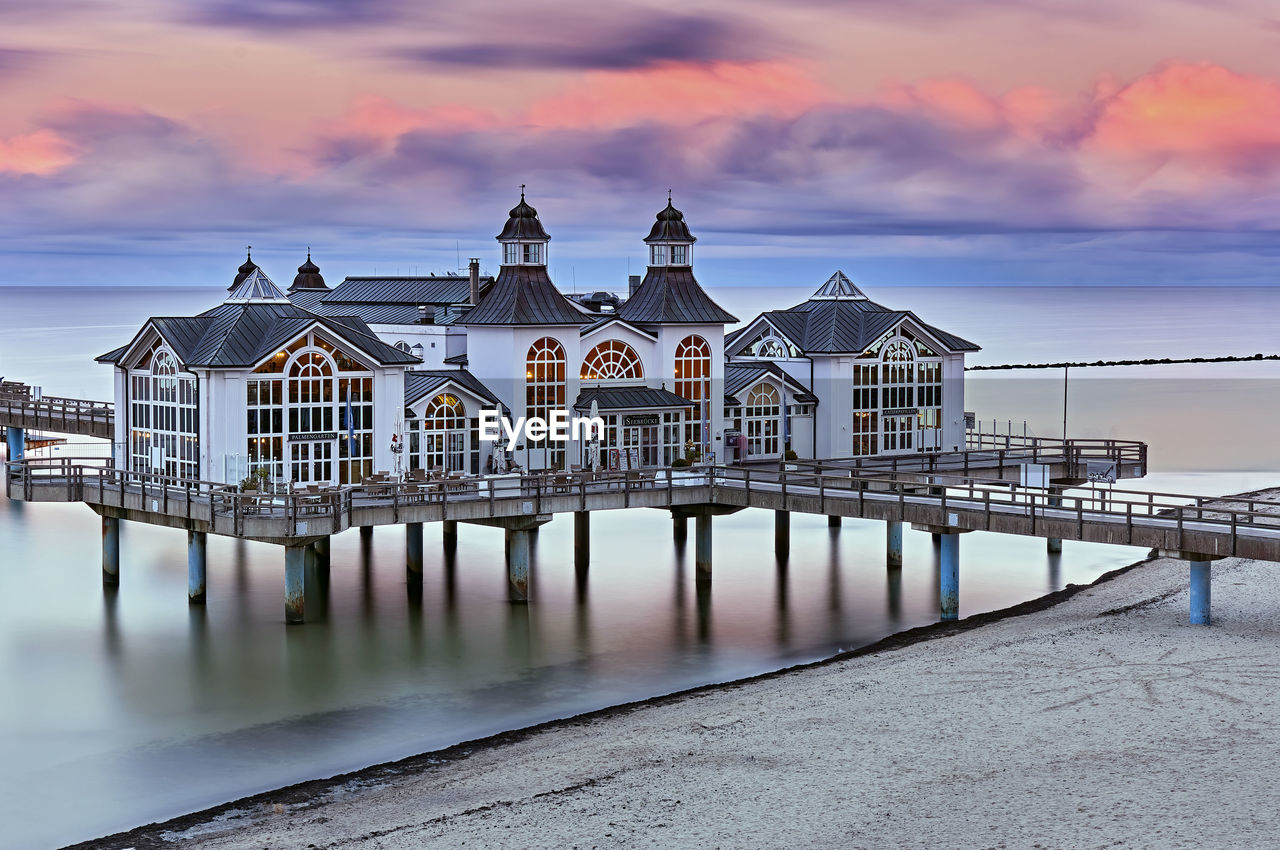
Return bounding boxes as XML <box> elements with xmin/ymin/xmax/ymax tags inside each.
<box><xmin>6</xmin><ymin>459</ymin><xmax>1275</xmax><ymax>549</ymax></box>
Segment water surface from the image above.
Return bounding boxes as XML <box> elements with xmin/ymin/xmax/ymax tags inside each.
<box><xmin>1</xmin><ymin>284</ymin><xmax>1277</xmax><ymax>848</ymax></box>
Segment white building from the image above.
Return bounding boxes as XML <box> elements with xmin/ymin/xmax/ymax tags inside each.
<box><xmin>97</xmin><ymin>262</ymin><xmax>419</xmax><ymax>486</ymax></box>
<box><xmin>725</xmin><ymin>271</ymin><xmax>978</xmax><ymax>460</ymax></box>
<box><xmin>96</xmin><ymin>198</ymin><xmax>979</xmax><ymax>484</ymax></box>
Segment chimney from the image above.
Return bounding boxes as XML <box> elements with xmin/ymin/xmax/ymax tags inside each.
<box><xmin>628</xmin><ymin>274</ymin><xmax>642</xmax><ymax>298</ymax></box>
<box><xmin>468</xmin><ymin>258</ymin><xmax>481</xmax><ymax>305</ymax></box>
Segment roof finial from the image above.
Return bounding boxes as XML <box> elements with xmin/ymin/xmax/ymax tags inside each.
<box><xmin>246</xmin><ymin>244</ymin><xmax>252</xmax><ymax>260</ymax></box>
<box><xmin>520</xmin><ymin>183</ymin><xmax>526</xmax><ymax>200</ymax></box>
<box><xmin>667</xmin><ymin>188</ymin><xmax>672</xmax><ymax>203</ymax></box>
<box><xmin>306</xmin><ymin>245</ymin><xmax>311</xmax><ymax>261</ymax></box>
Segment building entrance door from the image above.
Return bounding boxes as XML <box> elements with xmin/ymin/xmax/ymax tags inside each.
<box><xmin>881</xmin><ymin>414</ymin><xmax>916</xmax><ymax>454</ymax></box>
<box><xmin>621</xmin><ymin>425</ymin><xmax>660</xmax><ymax>467</ymax></box>
<box><xmin>290</xmin><ymin>440</ymin><xmax>335</xmax><ymax>484</ymax></box>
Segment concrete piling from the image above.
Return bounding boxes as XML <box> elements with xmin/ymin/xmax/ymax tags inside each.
<box><xmin>827</xmin><ymin>515</ymin><xmax>841</xmax><ymax>528</ymax></box>
<box><xmin>886</xmin><ymin>520</ymin><xmax>903</xmax><ymax>568</ymax></box>
<box><xmin>775</xmin><ymin>510</ymin><xmax>790</xmax><ymax>561</ymax></box>
<box><xmin>695</xmin><ymin>514</ymin><xmax>712</xmax><ymax>580</ymax></box>
<box><xmin>406</xmin><ymin>521</ymin><xmax>424</xmax><ymax>583</ymax></box>
<box><xmin>5</xmin><ymin>425</ymin><xmax>23</xmax><ymax>462</ymax></box>
<box><xmin>673</xmin><ymin>513</ymin><xmax>688</xmax><ymax>543</ymax></box>
<box><xmin>574</xmin><ymin>511</ymin><xmax>590</xmax><ymax>569</ymax></box>
<box><xmin>187</xmin><ymin>530</ymin><xmax>206</xmax><ymax>604</ymax></box>
<box><xmin>442</xmin><ymin>519</ymin><xmax>458</xmax><ymax>552</ymax></box>
<box><xmin>1190</xmin><ymin>560</ymin><xmax>1211</xmax><ymax>625</ymax></box>
<box><xmin>360</xmin><ymin>525</ymin><xmax>373</xmax><ymax>542</ymax></box>
<box><xmin>312</xmin><ymin>536</ymin><xmax>330</xmax><ymax>571</ymax></box>
<box><xmin>939</xmin><ymin>531</ymin><xmax>960</xmax><ymax>621</ymax></box>
<box><xmin>1047</xmin><ymin>492</ymin><xmax>1063</xmax><ymax>553</ymax></box>
<box><xmin>102</xmin><ymin>515</ymin><xmax>120</xmax><ymax>587</ymax></box>
<box><xmin>508</xmin><ymin>528</ymin><xmax>530</xmax><ymax>601</ymax></box>
<box><xmin>284</xmin><ymin>545</ymin><xmax>306</xmax><ymax>624</ymax></box>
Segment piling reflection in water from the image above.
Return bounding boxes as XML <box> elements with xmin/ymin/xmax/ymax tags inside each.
<box><xmin>0</xmin><ymin>491</ymin><xmax>1153</xmax><ymax>848</ymax></box>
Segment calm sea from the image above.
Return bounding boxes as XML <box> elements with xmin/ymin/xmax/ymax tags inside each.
<box><xmin>1</xmin><ymin>284</ymin><xmax>1278</xmax><ymax>848</ymax></box>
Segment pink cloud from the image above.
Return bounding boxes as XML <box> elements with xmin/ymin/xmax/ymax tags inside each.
<box><xmin>1087</xmin><ymin>61</ymin><xmax>1280</xmax><ymax>171</ymax></box>
<box><xmin>524</xmin><ymin>61</ymin><xmax>829</xmax><ymax>130</ymax></box>
<box><xmin>0</xmin><ymin>129</ymin><xmax>78</xmax><ymax>175</ymax></box>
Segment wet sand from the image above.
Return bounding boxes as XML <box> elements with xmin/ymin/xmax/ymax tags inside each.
<box><xmin>78</xmin><ymin>542</ymin><xmax>1280</xmax><ymax>849</ymax></box>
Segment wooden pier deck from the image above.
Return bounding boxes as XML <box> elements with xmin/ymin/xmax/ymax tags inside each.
<box><xmin>5</xmin><ymin>455</ymin><xmax>1272</xmax><ymax>561</ymax></box>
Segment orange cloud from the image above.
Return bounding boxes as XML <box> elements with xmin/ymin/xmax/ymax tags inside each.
<box><xmin>1088</xmin><ymin>61</ymin><xmax>1280</xmax><ymax>165</ymax></box>
<box><xmin>525</xmin><ymin>61</ymin><xmax>829</xmax><ymax>130</ymax></box>
<box><xmin>0</xmin><ymin>129</ymin><xmax>78</xmax><ymax>175</ymax></box>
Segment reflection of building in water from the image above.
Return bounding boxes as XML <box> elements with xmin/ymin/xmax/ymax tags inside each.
<box><xmin>95</xmin><ymin>195</ymin><xmax>979</xmax><ymax>483</ymax></box>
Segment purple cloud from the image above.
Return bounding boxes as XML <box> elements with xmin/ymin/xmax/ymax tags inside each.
<box><xmin>398</xmin><ymin>14</ymin><xmax>768</xmax><ymax>71</ymax></box>
<box><xmin>182</xmin><ymin>0</ymin><xmax>409</xmax><ymax>32</ymax></box>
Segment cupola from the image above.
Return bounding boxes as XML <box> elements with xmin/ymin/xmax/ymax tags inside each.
<box><xmin>289</xmin><ymin>249</ymin><xmax>328</xmax><ymax>292</ymax></box>
<box><xmin>644</xmin><ymin>193</ymin><xmax>695</xmax><ymax>267</ymax></box>
<box><xmin>496</xmin><ymin>186</ymin><xmax>550</xmax><ymax>267</ymax></box>
<box><xmin>229</xmin><ymin>247</ymin><xmax>259</xmax><ymax>291</ymax></box>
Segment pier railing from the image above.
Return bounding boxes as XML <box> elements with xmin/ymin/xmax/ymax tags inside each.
<box><xmin>792</xmin><ymin>436</ymin><xmax>1146</xmax><ymax>481</ymax></box>
<box><xmin>6</xmin><ymin>455</ymin><xmax>1277</xmax><ymax>559</ymax></box>
<box><xmin>0</xmin><ymin>391</ymin><xmax>114</xmax><ymax>440</ymax></box>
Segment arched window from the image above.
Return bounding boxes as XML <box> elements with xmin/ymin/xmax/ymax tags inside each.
<box><xmin>421</xmin><ymin>393</ymin><xmax>467</xmax><ymax>472</ymax></box>
<box><xmin>881</xmin><ymin>340</ymin><xmax>915</xmax><ymax>409</ymax></box>
<box><xmin>526</xmin><ymin>337</ymin><xmax>567</xmax><ymax>470</ymax></box>
<box><xmin>675</xmin><ymin>334</ymin><xmax>711</xmax><ymax>448</ymax></box>
<box><xmin>394</xmin><ymin>341</ymin><xmax>411</xmax><ymax>353</ymax></box>
<box><xmin>881</xmin><ymin>339</ymin><xmax>916</xmax><ymax>454</ymax></box>
<box><xmin>129</xmin><ymin>344</ymin><xmax>198</xmax><ymax>479</ymax></box>
<box><xmin>744</xmin><ymin>382</ymin><xmax>781</xmax><ymax>457</ymax></box>
<box><xmin>581</xmin><ymin>340</ymin><xmax>643</xmax><ymax>381</ymax></box>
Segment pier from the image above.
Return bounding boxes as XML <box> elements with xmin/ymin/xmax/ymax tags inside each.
<box><xmin>5</xmin><ymin>442</ymin><xmax>1271</xmax><ymax>627</ymax></box>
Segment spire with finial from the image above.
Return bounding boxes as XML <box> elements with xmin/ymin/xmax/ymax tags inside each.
<box><xmin>496</xmin><ymin>186</ymin><xmax>550</xmax><ymax>264</ymax></box>
<box><xmin>291</xmin><ymin>246</ymin><xmax>327</xmax><ymax>291</ymax></box>
<box><xmin>229</xmin><ymin>244</ymin><xmax>260</xmax><ymax>290</ymax></box>
<box><xmin>644</xmin><ymin>194</ymin><xmax>696</xmax><ymax>265</ymax></box>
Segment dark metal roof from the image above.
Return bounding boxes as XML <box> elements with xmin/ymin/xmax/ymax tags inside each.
<box><xmin>496</xmin><ymin>192</ymin><xmax>550</xmax><ymax>241</ymax></box>
<box><xmin>460</xmin><ymin>264</ymin><xmax>590</xmax><ymax>325</ymax></box>
<box><xmin>286</xmin><ymin>289</ymin><xmax>327</xmax><ymax>311</ymax></box>
<box><xmin>616</xmin><ymin>266</ymin><xmax>737</xmax><ymax>325</ymax></box>
<box><xmin>320</xmin><ymin>276</ymin><xmax>478</xmax><ymax>305</ymax></box>
<box><xmin>644</xmin><ymin>199</ymin><xmax>696</xmax><ymax>244</ymax></box>
<box><xmin>443</xmin><ymin>352</ymin><xmax>468</xmax><ymax>365</ymax></box>
<box><xmin>98</xmin><ymin>301</ymin><xmax>420</xmax><ymax>369</ymax></box>
<box><xmin>724</xmin><ymin>363</ymin><xmax>819</xmax><ymax>404</ymax></box>
<box><xmin>574</xmin><ymin>385</ymin><xmax>693</xmax><ymax>411</ymax></box>
<box><xmin>290</xmin><ymin>251</ymin><xmax>327</xmax><ymax>291</ymax></box>
<box><xmin>405</xmin><ymin>369</ymin><xmax>503</xmax><ymax>409</ymax></box>
<box><xmin>737</xmin><ymin>295</ymin><xmax>979</xmax><ymax>355</ymax></box>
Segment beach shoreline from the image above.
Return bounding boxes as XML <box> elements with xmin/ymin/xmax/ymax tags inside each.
<box><xmin>68</xmin><ymin>551</ymin><xmax>1176</xmax><ymax>849</ymax></box>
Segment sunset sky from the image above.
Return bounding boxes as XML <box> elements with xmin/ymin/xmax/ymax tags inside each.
<box><xmin>3</xmin><ymin>0</ymin><xmax>1280</xmax><ymax>289</ymax></box>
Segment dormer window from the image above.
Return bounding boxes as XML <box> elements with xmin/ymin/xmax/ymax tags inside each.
<box><xmin>523</xmin><ymin>243</ymin><xmax>542</xmax><ymax>264</ymax></box>
<box><xmin>504</xmin><ymin>243</ymin><xmax>519</xmax><ymax>265</ymax></box>
<box><xmin>650</xmin><ymin>245</ymin><xmax>668</xmax><ymax>266</ymax></box>
<box><xmin>671</xmin><ymin>244</ymin><xmax>687</xmax><ymax>265</ymax></box>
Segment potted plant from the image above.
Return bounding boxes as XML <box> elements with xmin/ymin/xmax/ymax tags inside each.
<box><xmin>239</xmin><ymin>468</ymin><xmax>270</xmax><ymax>493</ymax></box>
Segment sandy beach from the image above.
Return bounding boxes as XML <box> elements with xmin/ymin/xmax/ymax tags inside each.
<box><xmin>82</xmin><ymin>542</ymin><xmax>1280</xmax><ymax>850</ymax></box>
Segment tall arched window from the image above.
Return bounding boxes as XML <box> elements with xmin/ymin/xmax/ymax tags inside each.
<box><xmin>421</xmin><ymin>393</ymin><xmax>467</xmax><ymax>472</ymax></box>
<box><xmin>881</xmin><ymin>338</ymin><xmax>915</xmax><ymax>453</ymax></box>
<box><xmin>247</xmin><ymin>333</ymin><xmax>374</xmax><ymax>485</ymax></box>
<box><xmin>744</xmin><ymin>382</ymin><xmax>781</xmax><ymax>457</ymax></box>
<box><xmin>129</xmin><ymin>344</ymin><xmax>197</xmax><ymax>479</ymax></box>
<box><xmin>526</xmin><ymin>337</ymin><xmax>567</xmax><ymax>469</ymax></box>
<box><xmin>675</xmin><ymin>335</ymin><xmax>711</xmax><ymax>448</ymax></box>
<box><xmin>581</xmin><ymin>340</ymin><xmax>643</xmax><ymax>381</ymax></box>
